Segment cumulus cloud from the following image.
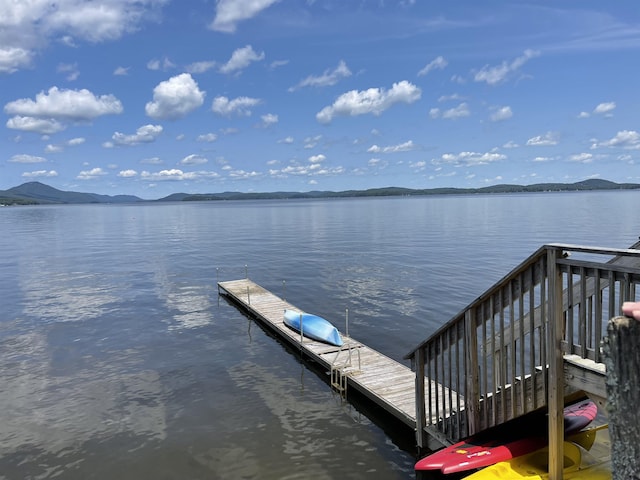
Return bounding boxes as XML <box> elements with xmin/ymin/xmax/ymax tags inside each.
<box><xmin>316</xmin><ymin>80</ymin><xmax>421</xmax><ymax>124</ymax></box>
<box><xmin>113</xmin><ymin>66</ymin><xmax>129</xmax><ymax>76</ymax></box>
<box><xmin>141</xmin><ymin>169</ymin><xmax>221</xmax><ymax>181</ymax></box>
<box><xmin>591</xmin><ymin>130</ymin><xmax>640</xmax><ymax>149</ymax></box>
<box><xmin>147</xmin><ymin>57</ymin><xmax>175</xmax><ymax>71</ymax></box>
<box><xmin>0</xmin><ymin>47</ymin><xmax>33</xmax><ymax>74</ymax></box>
<box><xmin>4</xmin><ymin>87</ymin><xmax>123</xmax><ymax>128</ymax></box>
<box><xmin>145</xmin><ymin>73</ymin><xmax>205</xmax><ymax>120</ymax></box>
<box><xmin>112</xmin><ymin>124</ymin><xmax>163</xmax><ymax>146</ymax></box>
<box><xmin>210</xmin><ymin>0</ymin><xmax>279</xmax><ymax>33</ymax></box>
<box><xmin>308</xmin><ymin>154</ymin><xmax>326</xmax><ymax>163</ymax></box>
<box><xmin>9</xmin><ymin>154</ymin><xmax>47</xmax><ymax>163</ymax></box>
<box><xmin>289</xmin><ymin>60</ymin><xmax>352</xmax><ymax>91</ymax></box>
<box><xmin>118</xmin><ymin>169</ymin><xmax>137</xmax><ymax>177</ymax></box>
<box><xmin>6</xmin><ymin>116</ymin><xmax>65</xmax><ymax>134</ymax></box>
<box><xmin>197</xmin><ymin>133</ymin><xmax>218</xmax><ymax>142</ymax></box>
<box><xmin>22</xmin><ymin>170</ymin><xmax>58</xmax><ymax>178</ymax></box>
<box><xmin>526</xmin><ymin>131</ymin><xmax>559</xmax><ymax>146</ymax></box>
<box><xmin>77</xmin><ymin>167</ymin><xmax>107</xmax><ymax>180</ymax></box>
<box><xmin>418</xmin><ymin>56</ymin><xmax>447</xmax><ymax>76</ymax></box>
<box><xmin>212</xmin><ymin>95</ymin><xmax>261</xmax><ymax>116</ymax></box>
<box><xmin>474</xmin><ymin>49</ymin><xmax>540</xmax><ymax>85</ymax></box>
<box><xmin>219</xmin><ymin>45</ymin><xmax>264</xmax><ymax>74</ymax></box>
<box><xmin>367</xmin><ymin>140</ymin><xmax>416</xmax><ymax>154</ymax></box>
<box><xmin>186</xmin><ymin>60</ymin><xmax>217</xmax><ymax>74</ymax></box>
<box><xmin>261</xmin><ymin>113</ymin><xmax>278</xmax><ymax>127</ymax></box>
<box><xmin>0</xmin><ymin>1</ymin><xmax>167</xmax><ymax>73</ymax></box>
<box><xmin>569</xmin><ymin>153</ymin><xmax>594</xmax><ymax>163</ymax></box>
<box><xmin>179</xmin><ymin>154</ymin><xmax>208</xmax><ymax>165</ymax></box>
<box><xmin>489</xmin><ymin>106</ymin><xmax>513</xmax><ymax>122</ymax></box>
<box><xmin>432</xmin><ymin>151</ymin><xmax>507</xmax><ymax>167</ymax></box>
<box><xmin>430</xmin><ymin>103</ymin><xmax>470</xmax><ymax>120</ymax></box>
<box><xmin>579</xmin><ymin>102</ymin><xmax>616</xmax><ymax>119</ymax></box>
<box><xmin>279</xmin><ymin>136</ymin><xmax>294</xmax><ymax>144</ymax></box>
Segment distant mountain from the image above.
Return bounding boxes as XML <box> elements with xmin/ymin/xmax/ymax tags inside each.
<box><xmin>1</xmin><ymin>179</ymin><xmax>639</xmax><ymax>206</ymax></box>
<box><xmin>0</xmin><ymin>182</ymin><xmax>142</xmax><ymax>205</ymax></box>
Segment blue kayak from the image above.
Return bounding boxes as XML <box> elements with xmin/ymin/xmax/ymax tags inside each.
<box><xmin>283</xmin><ymin>309</ymin><xmax>343</xmax><ymax>347</ymax></box>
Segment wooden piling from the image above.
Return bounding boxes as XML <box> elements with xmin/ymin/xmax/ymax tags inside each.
<box><xmin>602</xmin><ymin>315</ymin><xmax>640</xmax><ymax>480</ymax></box>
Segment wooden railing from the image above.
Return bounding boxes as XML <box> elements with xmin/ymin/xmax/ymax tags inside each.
<box><xmin>406</xmin><ymin>242</ymin><xmax>640</xmax><ymax>449</ymax></box>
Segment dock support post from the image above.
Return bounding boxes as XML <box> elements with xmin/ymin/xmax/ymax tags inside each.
<box><xmin>602</xmin><ymin>314</ymin><xmax>640</xmax><ymax>480</ymax></box>
<box><xmin>547</xmin><ymin>247</ymin><xmax>565</xmax><ymax>480</ymax></box>
<box><xmin>415</xmin><ymin>347</ymin><xmax>427</xmax><ymax>449</ymax></box>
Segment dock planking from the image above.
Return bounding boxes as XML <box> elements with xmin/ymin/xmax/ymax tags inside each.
<box><xmin>217</xmin><ymin>278</ymin><xmax>461</xmax><ymax>439</ymax></box>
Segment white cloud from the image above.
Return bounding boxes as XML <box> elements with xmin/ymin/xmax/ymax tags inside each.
<box><xmin>118</xmin><ymin>169</ymin><xmax>137</xmax><ymax>177</ymax></box>
<box><xmin>77</xmin><ymin>167</ymin><xmax>107</xmax><ymax>180</ymax></box>
<box><xmin>474</xmin><ymin>49</ymin><xmax>540</xmax><ymax>85</ymax></box>
<box><xmin>290</xmin><ymin>60</ymin><xmax>351</xmax><ymax>91</ymax></box>
<box><xmin>418</xmin><ymin>56</ymin><xmax>448</xmax><ymax>76</ymax></box>
<box><xmin>186</xmin><ymin>60</ymin><xmax>217</xmax><ymax>74</ymax></box>
<box><xmin>0</xmin><ymin>1</ymin><xmax>167</xmax><ymax>73</ymax></box>
<box><xmin>316</xmin><ymin>80</ymin><xmax>421</xmax><ymax>124</ymax></box>
<box><xmin>367</xmin><ymin>140</ymin><xmax>416</xmax><ymax>153</ymax></box>
<box><xmin>279</xmin><ymin>136</ymin><xmax>294</xmax><ymax>144</ymax></box>
<box><xmin>45</xmin><ymin>144</ymin><xmax>63</xmax><ymax>153</ymax></box>
<box><xmin>569</xmin><ymin>153</ymin><xmax>593</xmax><ymax>163</ymax></box>
<box><xmin>145</xmin><ymin>73</ymin><xmax>205</xmax><ymax>120</ymax></box>
<box><xmin>22</xmin><ymin>170</ymin><xmax>58</xmax><ymax>178</ymax></box>
<box><xmin>430</xmin><ymin>103</ymin><xmax>470</xmax><ymax>120</ymax></box>
<box><xmin>57</xmin><ymin>62</ymin><xmax>79</xmax><ymax>81</ymax></box>
<box><xmin>219</xmin><ymin>45</ymin><xmax>264</xmax><ymax>74</ymax></box>
<box><xmin>197</xmin><ymin>133</ymin><xmax>218</xmax><ymax>142</ymax></box>
<box><xmin>593</xmin><ymin>102</ymin><xmax>616</xmax><ymax>116</ymax></box>
<box><xmin>112</xmin><ymin>124</ymin><xmax>163</xmax><ymax>146</ymax></box>
<box><xmin>5</xmin><ymin>87</ymin><xmax>123</xmax><ymax>123</ymax></box>
<box><xmin>212</xmin><ymin>95</ymin><xmax>260</xmax><ymax>116</ymax></box>
<box><xmin>9</xmin><ymin>154</ymin><xmax>47</xmax><ymax>164</ymax></box>
<box><xmin>591</xmin><ymin>130</ymin><xmax>640</xmax><ymax>149</ymax></box>
<box><xmin>526</xmin><ymin>131</ymin><xmax>559</xmax><ymax>146</ymax></box>
<box><xmin>432</xmin><ymin>151</ymin><xmax>507</xmax><ymax>167</ymax></box>
<box><xmin>179</xmin><ymin>154</ymin><xmax>208</xmax><ymax>165</ymax></box>
<box><xmin>67</xmin><ymin>137</ymin><xmax>85</xmax><ymax>146</ymax></box>
<box><xmin>261</xmin><ymin>113</ymin><xmax>278</xmax><ymax>126</ymax></box>
<box><xmin>489</xmin><ymin>106</ymin><xmax>513</xmax><ymax>122</ymax></box>
<box><xmin>113</xmin><ymin>66</ymin><xmax>129</xmax><ymax>75</ymax></box>
<box><xmin>0</xmin><ymin>47</ymin><xmax>33</xmax><ymax>73</ymax></box>
<box><xmin>6</xmin><ymin>116</ymin><xmax>65</xmax><ymax>134</ymax></box>
<box><xmin>141</xmin><ymin>169</ymin><xmax>199</xmax><ymax>181</ymax></box>
<box><xmin>210</xmin><ymin>0</ymin><xmax>279</xmax><ymax>33</ymax></box>
<box><xmin>308</xmin><ymin>154</ymin><xmax>326</xmax><ymax>163</ymax></box>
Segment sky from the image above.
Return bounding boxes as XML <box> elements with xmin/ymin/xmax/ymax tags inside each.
<box><xmin>1</xmin><ymin>0</ymin><xmax>640</xmax><ymax>199</ymax></box>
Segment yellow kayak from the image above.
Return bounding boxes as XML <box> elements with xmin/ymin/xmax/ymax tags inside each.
<box><xmin>462</xmin><ymin>426</ymin><xmax>611</xmax><ymax>480</ymax></box>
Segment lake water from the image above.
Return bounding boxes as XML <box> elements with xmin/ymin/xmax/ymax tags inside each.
<box><xmin>1</xmin><ymin>191</ymin><xmax>638</xmax><ymax>479</ymax></box>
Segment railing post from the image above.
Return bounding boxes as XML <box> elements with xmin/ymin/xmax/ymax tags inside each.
<box><xmin>465</xmin><ymin>308</ymin><xmax>479</xmax><ymax>436</ymax></box>
<box><xmin>547</xmin><ymin>247</ymin><xmax>565</xmax><ymax>480</ymax></box>
<box><xmin>415</xmin><ymin>347</ymin><xmax>427</xmax><ymax>449</ymax></box>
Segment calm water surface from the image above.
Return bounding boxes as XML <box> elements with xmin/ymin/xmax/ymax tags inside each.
<box><xmin>1</xmin><ymin>192</ymin><xmax>638</xmax><ymax>479</ymax></box>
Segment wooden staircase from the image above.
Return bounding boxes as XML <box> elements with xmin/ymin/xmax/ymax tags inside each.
<box><xmin>406</xmin><ymin>240</ymin><xmax>640</xmax><ymax>456</ymax></box>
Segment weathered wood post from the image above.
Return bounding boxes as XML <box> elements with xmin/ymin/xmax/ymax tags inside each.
<box><xmin>602</xmin><ymin>314</ymin><xmax>640</xmax><ymax>480</ymax></box>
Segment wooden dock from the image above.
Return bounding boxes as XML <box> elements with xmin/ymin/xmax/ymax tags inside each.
<box><xmin>218</xmin><ymin>278</ymin><xmax>459</xmax><ymax>448</ymax></box>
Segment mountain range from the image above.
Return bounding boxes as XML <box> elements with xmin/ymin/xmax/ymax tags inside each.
<box><xmin>1</xmin><ymin>179</ymin><xmax>639</xmax><ymax>205</ymax></box>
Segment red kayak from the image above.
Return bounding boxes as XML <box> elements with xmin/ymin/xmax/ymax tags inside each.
<box><xmin>415</xmin><ymin>400</ymin><xmax>598</xmax><ymax>474</ymax></box>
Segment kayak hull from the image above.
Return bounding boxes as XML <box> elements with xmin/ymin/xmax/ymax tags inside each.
<box><xmin>283</xmin><ymin>309</ymin><xmax>343</xmax><ymax>347</ymax></box>
<box><xmin>415</xmin><ymin>400</ymin><xmax>598</xmax><ymax>474</ymax></box>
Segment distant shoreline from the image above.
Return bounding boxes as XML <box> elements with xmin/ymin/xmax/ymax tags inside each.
<box><xmin>1</xmin><ymin>179</ymin><xmax>639</xmax><ymax>206</ymax></box>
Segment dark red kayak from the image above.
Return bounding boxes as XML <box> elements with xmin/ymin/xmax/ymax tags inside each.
<box><xmin>415</xmin><ymin>400</ymin><xmax>598</xmax><ymax>474</ymax></box>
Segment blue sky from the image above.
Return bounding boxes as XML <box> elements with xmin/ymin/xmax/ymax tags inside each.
<box><xmin>1</xmin><ymin>0</ymin><xmax>639</xmax><ymax>199</ymax></box>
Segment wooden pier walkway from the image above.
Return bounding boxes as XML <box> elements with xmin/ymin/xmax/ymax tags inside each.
<box><xmin>218</xmin><ymin>278</ymin><xmax>459</xmax><ymax>444</ymax></box>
